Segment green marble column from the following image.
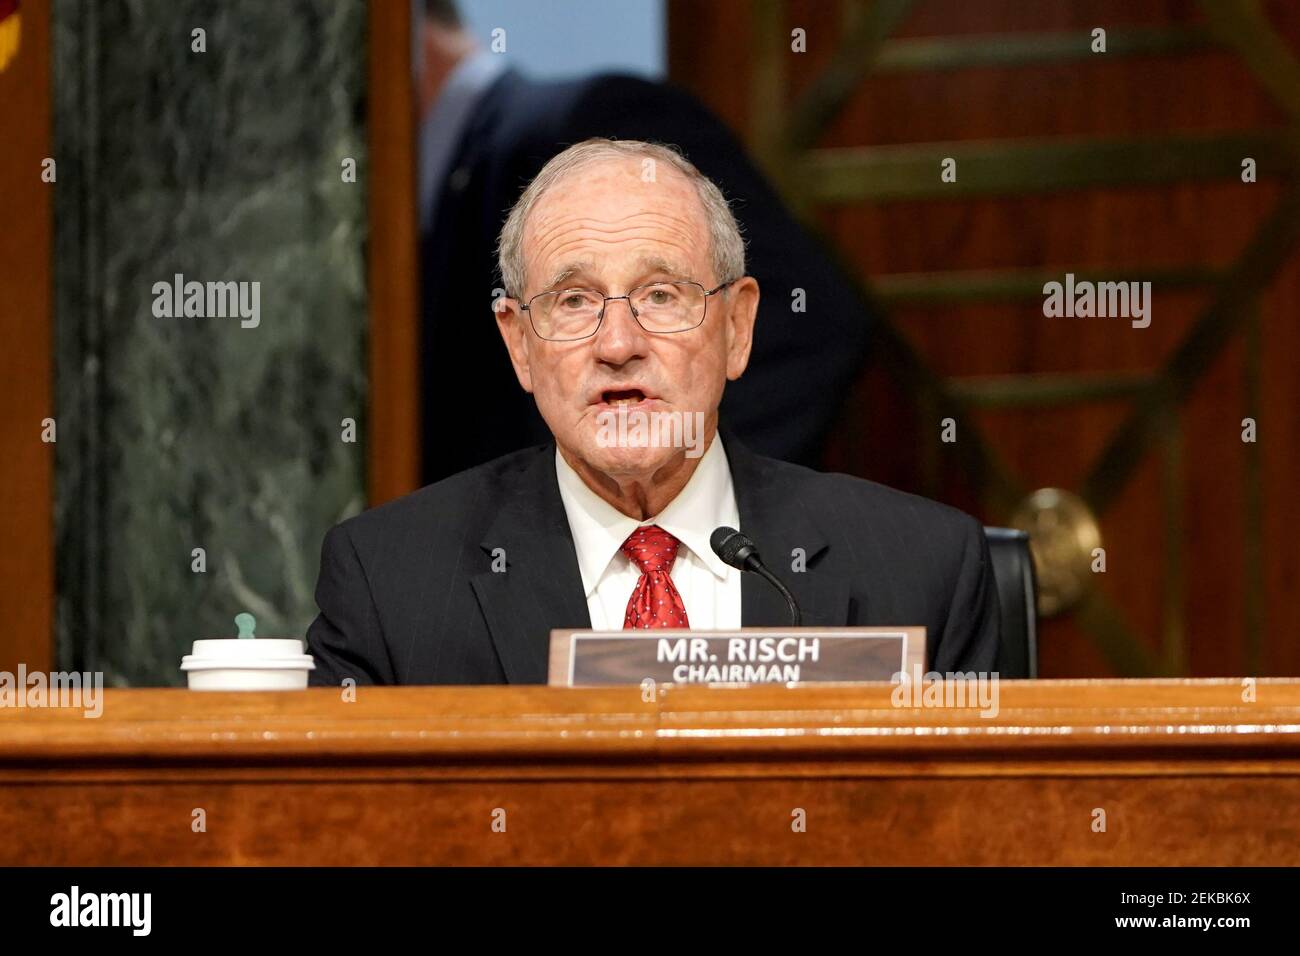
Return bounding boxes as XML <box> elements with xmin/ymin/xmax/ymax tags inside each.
<box><xmin>53</xmin><ymin>0</ymin><xmax>369</xmax><ymax>685</ymax></box>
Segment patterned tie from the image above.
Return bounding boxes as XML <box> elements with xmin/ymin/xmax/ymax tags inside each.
<box><xmin>621</xmin><ymin>525</ymin><xmax>691</xmax><ymax>629</ymax></box>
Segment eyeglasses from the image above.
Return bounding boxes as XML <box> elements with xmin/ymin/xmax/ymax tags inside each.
<box><xmin>518</xmin><ymin>279</ymin><xmax>735</xmax><ymax>342</ymax></box>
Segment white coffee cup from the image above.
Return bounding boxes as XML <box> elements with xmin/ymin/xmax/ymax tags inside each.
<box><xmin>181</xmin><ymin>638</ymin><xmax>316</xmax><ymax>691</ymax></box>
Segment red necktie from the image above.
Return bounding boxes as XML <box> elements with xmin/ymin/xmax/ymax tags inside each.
<box><xmin>621</xmin><ymin>525</ymin><xmax>691</xmax><ymax>629</ymax></box>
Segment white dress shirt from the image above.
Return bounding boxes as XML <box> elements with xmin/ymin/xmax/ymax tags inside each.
<box><xmin>555</xmin><ymin>437</ymin><xmax>743</xmax><ymax>630</ymax></box>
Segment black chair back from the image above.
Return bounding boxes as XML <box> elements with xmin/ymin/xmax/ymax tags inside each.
<box><xmin>983</xmin><ymin>527</ymin><xmax>1039</xmax><ymax>678</ymax></box>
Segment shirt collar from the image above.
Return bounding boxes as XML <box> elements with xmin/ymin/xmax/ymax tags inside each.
<box><xmin>555</xmin><ymin>436</ymin><xmax>739</xmax><ymax>598</ymax></box>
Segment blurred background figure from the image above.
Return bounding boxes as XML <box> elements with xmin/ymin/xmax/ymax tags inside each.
<box><xmin>416</xmin><ymin>0</ymin><xmax>874</xmax><ymax>481</ymax></box>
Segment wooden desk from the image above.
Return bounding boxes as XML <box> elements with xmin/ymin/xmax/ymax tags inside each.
<box><xmin>2</xmin><ymin>680</ymin><xmax>1298</xmax><ymax>865</ymax></box>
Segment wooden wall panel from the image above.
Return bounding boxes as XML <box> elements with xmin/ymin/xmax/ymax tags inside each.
<box><xmin>668</xmin><ymin>0</ymin><xmax>1300</xmax><ymax>677</ymax></box>
<box><xmin>0</xmin><ymin>0</ymin><xmax>53</xmax><ymax>674</ymax></box>
<box><xmin>366</xmin><ymin>0</ymin><xmax>421</xmax><ymax>505</ymax></box>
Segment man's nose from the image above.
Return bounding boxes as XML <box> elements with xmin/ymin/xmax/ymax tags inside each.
<box><xmin>592</xmin><ymin>297</ymin><xmax>650</xmax><ymax>364</ymax></box>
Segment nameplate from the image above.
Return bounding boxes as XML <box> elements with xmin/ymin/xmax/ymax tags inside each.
<box><xmin>547</xmin><ymin>627</ymin><xmax>926</xmax><ymax>687</ymax></box>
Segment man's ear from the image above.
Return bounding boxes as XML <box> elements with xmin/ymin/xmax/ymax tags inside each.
<box><xmin>494</xmin><ymin>297</ymin><xmax>535</xmax><ymax>394</ymax></box>
<box><xmin>723</xmin><ymin>277</ymin><xmax>760</xmax><ymax>381</ymax></box>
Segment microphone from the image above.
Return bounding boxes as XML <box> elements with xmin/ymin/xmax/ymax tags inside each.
<box><xmin>710</xmin><ymin>526</ymin><xmax>803</xmax><ymax>627</ymax></box>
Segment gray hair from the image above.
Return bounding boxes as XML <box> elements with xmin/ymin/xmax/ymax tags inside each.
<box><xmin>496</xmin><ymin>138</ymin><xmax>746</xmax><ymax>299</ymax></box>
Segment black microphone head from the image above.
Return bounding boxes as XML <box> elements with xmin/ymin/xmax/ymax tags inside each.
<box><xmin>710</xmin><ymin>526</ymin><xmax>758</xmax><ymax>570</ymax></box>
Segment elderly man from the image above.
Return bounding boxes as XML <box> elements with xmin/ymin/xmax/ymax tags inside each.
<box><xmin>306</xmin><ymin>139</ymin><xmax>998</xmax><ymax>685</ymax></box>
<box><xmin>416</xmin><ymin>0</ymin><xmax>872</xmax><ymax>479</ymax></box>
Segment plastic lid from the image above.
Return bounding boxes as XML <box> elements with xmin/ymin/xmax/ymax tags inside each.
<box><xmin>181</xmin><ymin>655</ymin><xmax>315</xmax><ymax>672</ymax></box>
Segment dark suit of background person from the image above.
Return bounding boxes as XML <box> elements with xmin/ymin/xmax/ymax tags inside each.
<box><xmin>419</xmin><ymin>23</ymin><xmax>874</xmax><ymax>482</ymax></box>
<box><xmin>305</xmin><ymin>432</ymin><xmax>1000</xmax><ymax>686</ymax></box>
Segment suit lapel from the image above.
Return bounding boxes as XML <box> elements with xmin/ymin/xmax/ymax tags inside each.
<box><xmin>469</xmin><ymin>435</ymin><xmax>853</xmax><ymax>682</ymax></box>
<box><xmin>726</xmin><ymin>435</ymin><xmax>852</xmax><ymax>628</ymax></box>
<box><xmin>469</xmin><ymin>446</ymin><xmax>591</xmax><ymax>683</ymax></box>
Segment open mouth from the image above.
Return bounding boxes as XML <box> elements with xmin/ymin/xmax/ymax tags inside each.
<box><xmin>601</xmin><ymin>389</ymin><xmax>648</xmax><ymax>406</ymax></box>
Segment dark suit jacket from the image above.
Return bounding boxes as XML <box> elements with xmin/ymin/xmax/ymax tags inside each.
<box><xmin>421</xmin><ymin>68</ymin><xmax>873</xmax><ymax>481</ymax></box>
<box><xmin>306</xmin><ymin>438</ymin><xmax>999</xmax><ymax>685</ymax></box>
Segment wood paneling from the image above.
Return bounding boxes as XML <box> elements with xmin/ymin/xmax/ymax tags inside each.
<box><xmin>366</xmin><ymin>0</ymin><xmax>421</xmax><ymax>505</ymax></box>
<box><xmin>668</xmin><ymin>0</ymin><xmax>1300</xmax><ymax>679</ymax></box>
<box><xmin>2</xmin><ymin>682</ymin><xmax>1297</xmax><ymax>864</ymax></box>
<box><xmin>0</xmin><ymin>0</ymin><xmax>53</xmax><ymax>674</ymax></box>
